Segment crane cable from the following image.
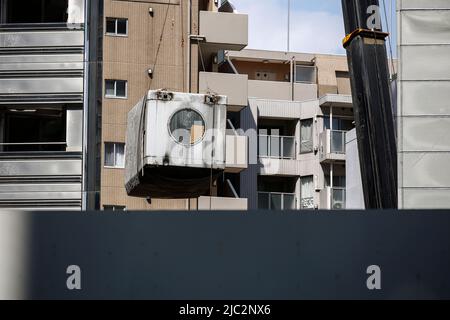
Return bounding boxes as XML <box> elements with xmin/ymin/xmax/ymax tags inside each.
<box><xmin>137</xmin><ymin>1</ymin><xmax>172</xmax><ymax>190</ymax></box>
<box><xmin>198</xmin><ymin>38</ymin><xmax>217</xmax><ymax>210</ymax></box>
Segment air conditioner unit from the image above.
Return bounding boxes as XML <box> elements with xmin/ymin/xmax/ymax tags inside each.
<box><xmin>125</xmin><ymin>90</ymin><xmax>227</xmax><ymax>199</ymax></box>
<box><xmin>332</xmin><ymin>201</ymin><xmax>345</xmax><ymax>210</ymax></box>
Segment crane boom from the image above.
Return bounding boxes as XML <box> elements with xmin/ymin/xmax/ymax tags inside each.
<box><xmin>341</xmin><ymin>0</ymin><xmax>397</xmax><ymax>209</ymax></box>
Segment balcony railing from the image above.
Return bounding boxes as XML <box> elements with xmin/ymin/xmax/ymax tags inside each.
<box><xmin>331</xmin><ymin>187</ymin><xmax>346</xmax><ymax>210</ymax></box>
<box><xmin>258</xmin><ymin>135</ymin><xmax>295</xmax><ymax>159</ymax></box>
<box><xmin>0</xmin><ymin>142</ymin><xmax>67</xmax><ymax>153</ymax></box>
<box><xmin>319</xmin><ymin>130</ymin><xmax>347</xmax><ymax>162</ymax></box>
<box><xmin>258</xmin><ymin>192</ymin><xmax>296</xmax><ymax>210</ymax></box>
<box><xmin>330</xmin><ymin>130</ymin><xmax>346</xmax><ymax>154</ymax></box>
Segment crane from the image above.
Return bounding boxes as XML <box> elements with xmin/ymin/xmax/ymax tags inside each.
<box><xmin>341</xmin><ymin>0</ymin><xmax>397</xmax><ymax>209</ymax></box>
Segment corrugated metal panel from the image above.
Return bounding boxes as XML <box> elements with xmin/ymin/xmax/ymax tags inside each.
<box><xmin>0</xmin><ymin>156</ymin><xmax>82</xmax><ymax>209</ymax></box>
<box><xmin>398</xmin><ymin>1</ymin><xmax>450</xmax><ymax>208</ymax></box>
<box><xmin>0</xmin><ymin>5</ymin><xmax>86</xmax><ymax>211</ymax></box>
<box><xmin>0</xmin><ymin>30</ymin><xmax>84</xmax><ymax>49</ymax></box>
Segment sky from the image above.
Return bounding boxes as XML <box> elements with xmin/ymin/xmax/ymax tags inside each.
<box><xmin>230</xmin><ymin>0</ymin><xmax>397</xmax><ymax>56</ymax></box>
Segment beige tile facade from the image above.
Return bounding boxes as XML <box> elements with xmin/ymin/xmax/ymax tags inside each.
<box><xmin>101</xmin><ymin>0</ymin><xmax>210</xmax><ymax>210</ymax></box>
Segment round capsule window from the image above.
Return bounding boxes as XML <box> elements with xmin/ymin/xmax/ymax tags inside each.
<box><xmin>169</xmin><ymin>109</ymin><xmax>206</xmax><ymax>146</ymax></box>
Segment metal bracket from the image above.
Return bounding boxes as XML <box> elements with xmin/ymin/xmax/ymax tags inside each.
<box><xmin>156</xmin><ymin>90</ymin><xmax>173</xmax><ymax>101</ymax></box>
<box><xmin>204</xmin><ymin>93</ymin><xmax>220</xmax><ymax>105</ymax></box>
<box><xmin>189</xmin><ymin>35</ymin><xmax>206</xmax><ymax>42</ymax></box>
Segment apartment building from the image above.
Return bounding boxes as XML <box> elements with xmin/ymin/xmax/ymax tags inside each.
<box><xmin>223</xmin><ymin>49</ymin><xmax>355</xmax><ymax>210</ymax></box>
<box><xmin>0</xmin><ymin>0</ymin><xmax>353</xmax><ymax>211</ymax></box>
<box><xmin>98</xmin><ymin>0</ymin><xmax>356</xmax><ymax>211</ymax></box>
<box><xmin>0</xmin><ymin>0</ymin><xmax>102</xmax><ymax>210</ymax></box>
<box><xmin>100</xmin><ymin>0</ymin><xmax>249</xmax><ymax>210</ymax></box>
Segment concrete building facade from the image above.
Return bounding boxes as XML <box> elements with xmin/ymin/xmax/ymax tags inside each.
<box><xmin>100</xmin><ymin>0</ymin><xmax>249</xmax><ymax>210</ymax></box>
<box><xmin>0</xmin><ymin>0</ymin><xmax>355</xmax><ymax>211</ymax></box>
<box><xmin>225</xmin><ymin>49</ymin><xmax>355</xmax><ymax>210</ymax></box>
<box><xmin>0</xmin><ymin>0</ymin><xmax>102</xmax><ymax>210</ymax></box>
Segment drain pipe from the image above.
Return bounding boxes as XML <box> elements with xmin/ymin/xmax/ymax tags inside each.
<box><xmin>186</xmin><ymin>0</ymin><xmax>191</xmax><ymax>93</ymax></box>
<box><xmin>290</xmin><ymin>56</ymin><xmax>295</xmax><ymax>101</ymax></box>
<box><xmin>81</xmin><ymin>0</ymin><xmax>90</xmax><ymax>211</ymax></box>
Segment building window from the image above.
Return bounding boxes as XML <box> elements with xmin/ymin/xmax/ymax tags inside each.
<box><xmin>103</xmin><ymin>205</ymin><xmax>126</xmax><ymax>211</ymax></box>
<box><xmin>325</xmin><ymin>175</ymin><xmax>346</xmax><ymax>188</ymax></box>
<box><xmin>105</xmin><ymin>17</ymin><xmax>128</xmax><ymax>36</ymax></box>
<box><xmin>295</xmin><ymin>65</ymin><xmax>316</xmax><ymax>83</ymax></box>
<box><xmin>323</xmin><ymin>116</ymin><xmax>354</xmax><ymax>131</ymax></box>
<box><xmin>0</xmin><ymin>108</ymin><xmax>67</xmax><ymax>152</ymax></box>
<box><xmin>300</xmin><ymin>119</ymin><xmax>313</xmax><ymax>153</ymax></box>
<box><xmin>300</xmin><ymin>176</ymin><xmax>314</xmax><ymax>209</ymax></box>
<box><xmin>104</xmin><ymin>142</ymin><xmax>125</xmax><ymax>168</ymax></box>
<box><xmin>105</xmin><ymin>80</ymin><xmax>127</xmax><ymax>99</ymax></box>
<box><xmin>0</xmin><ymin>0</ymin><xmax>84</xmax><ymax>25</ymax></box>
<box><xmin>169</xmin><ymin>109</ymin><xmax>205</xmax><ymax>146</ymax></box>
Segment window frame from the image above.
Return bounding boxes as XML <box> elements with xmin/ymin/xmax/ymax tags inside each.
<box><xmin>295</xmin><ymin>65</ymin><xmax>317</xmax><ymax>84</ymax></box>
<box><xmin>104</xmin><ymin>79</ymin><xmax>128</xmax><ymax>99</ymax></box>
<box><xmin>104</xmin><ymin>142</ymin><xmax>126</xmax><ymax>169</ymax></box>
<box><xmin>168</xmin><ymin>108</ymin><xmax>206</xmax><ymax>146</ymax></box>
<box><xmin>105</xmin><ymin>17</ymin><xmax>128</xmax><ymax>37</ymax></box>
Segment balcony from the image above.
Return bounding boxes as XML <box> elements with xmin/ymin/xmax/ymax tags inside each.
<box><xmin>225</xmin><ymin>134</ymin><xmax>248</xmax><ymax>173</ymax></box>
<box><xmin>199</xmin><ymin>11</ymin><xmax>248</xmax><ymax>51</ymax></box>
<box><xmin>258</xmin><ymin>135</ymin><xmax>300</xmax><ymax>176</ymax></box>
<box><xmin>258</xmin><ymin>192</ymin><xmax>296</xmax><ymax>210</ymax></box>
<box><xmin>248</xmin><ymin>80</ymin><xmax>317</xmax><ymax>101</ymax></box>
<box><xmin>319</xmin><ymin>130</ymin><xmax>346</xmax><ymax>163</ymax></box>
<box><xmin>199</xmin><ymin>72</ymin><xmax>248</xmax><ymax>112</ymax></box>
<box><xmin>258</xmin><ymin>135</ymin><xmax>295</xmax><ymax>160</ymax></box>
<box><xmin>197</xmin><ymin>196</ymin><xmax>248</xmax><ymax>210</ymax></box>
<box><xmin>319</xmin><ymin>94</ymin><xmax>353</xmax><ymax>108</ymax></box>
<box><xmin>319</xmin><ymin>187</ymin><xmax>346</xmax><ymax>210</ymax></box>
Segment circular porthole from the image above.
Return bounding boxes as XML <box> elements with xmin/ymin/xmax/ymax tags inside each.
<box><xmin>169</xmin><ymin>108</ymin><xmax>206</xmax><ymax>146</ymax></box>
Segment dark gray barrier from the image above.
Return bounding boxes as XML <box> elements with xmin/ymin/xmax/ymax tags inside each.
<box><xmin>0</xmin><ymin>210</ymin><xmax>450</xmax><ymax>299</ymax></box>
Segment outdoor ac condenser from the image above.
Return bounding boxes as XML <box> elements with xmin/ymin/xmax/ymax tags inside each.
<box><xmin>125</xmin><ymin>90</ymin><xmax>227</xmax><ymax>199</ymax></box>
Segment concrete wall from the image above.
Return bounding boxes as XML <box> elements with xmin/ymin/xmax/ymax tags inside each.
<box><xmin>315</xmin><ymin>54</ymin><xmax>350</xmax><ymax>97</ymax></box>
<box><xmin>199</xmin><ymin>72</ymin><xmax>248</xmax><ymax>108</ymax></box>
<box><xmin>199</xmin><ymin>11</ymin><xmax>248</xmax><ymax>51</ymax></box>
<box><xmin>248</xmin><ymin>80</ymin><xmax>317</xmax><ymax>101</ymax></box>
<box><xmin>345</xmin><ymin>129</ymin><xmax>365</xmax><ymax>209</ymax></box>
<box><xmin>197</xmin><ymin>196</ymin><xmax>248</xmax><ymax>210</ymax></box>
<box><xmin>1</xmin><ymin>211</ymin><xmax>450</xmax><ymax>299</ymax></box>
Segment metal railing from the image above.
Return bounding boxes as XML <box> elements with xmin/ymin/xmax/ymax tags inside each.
<box><xmin>331</xmin><ymin>187</ymin><xmax>346</xmax><ymax>210</ymax></box>
<box><xmin>258</xmin><ymin>192</ymin><xmax>296</xmax><ymax>210</ymax></box>
<box><xmin>0</xmin><ymin>142</ymin><xmax>67</xmax><ymax>152</ymax></box>
<box><xmin>330</xmin><ymin>130</ymin><xmax>346</xmax><ymax>154</ymax></box>
<box><xmin>0</xmin><ymin>23</ymin><xmax>85</xmax><ymax>31</ymax></box>
<box><xmin>258</xmin><ymin>135</ymin><xmax>296</xmax><ymax>159</ymax></box>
